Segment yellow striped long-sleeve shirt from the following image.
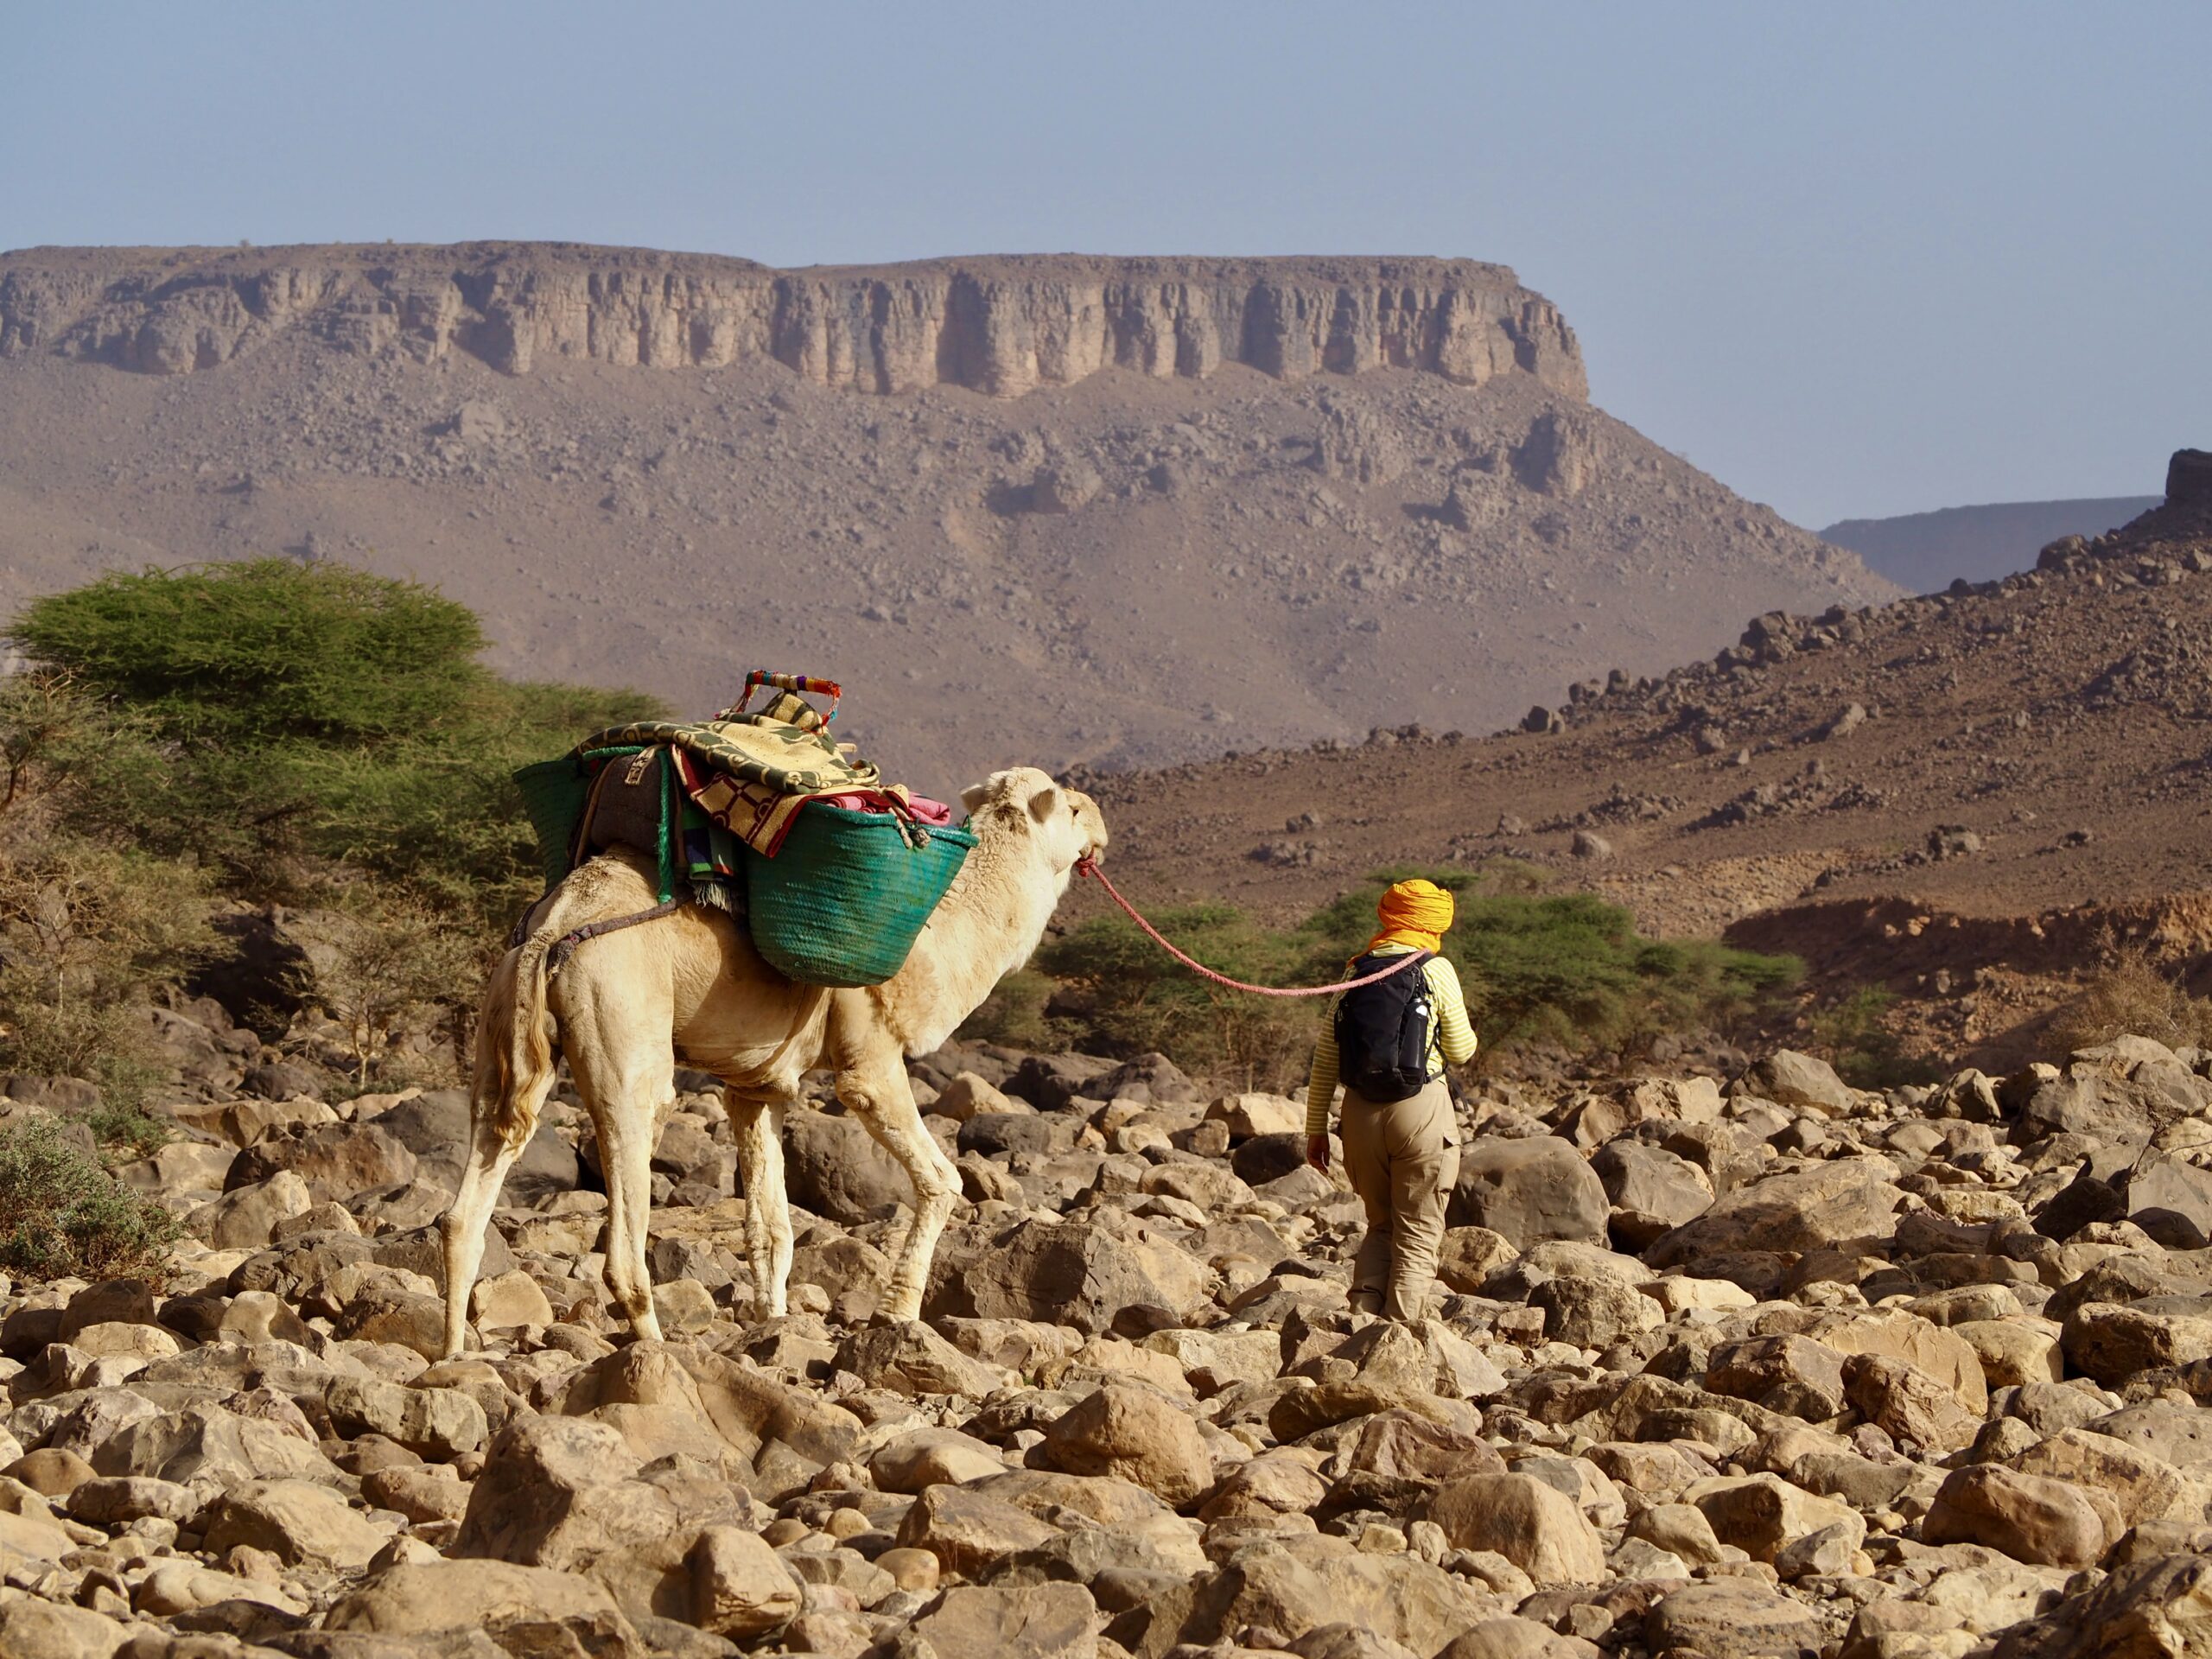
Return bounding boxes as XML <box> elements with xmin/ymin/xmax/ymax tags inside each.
<box><xmin>1305</xmin><ymin>949</ymin><xmax>1478</xmax><ymax>1135</ymax></box>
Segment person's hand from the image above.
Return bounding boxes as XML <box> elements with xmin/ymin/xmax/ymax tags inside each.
<box><xmin>1305</xmin><ymin>1133</ymin><xmax>1331</xmax><ymax>1173</ymax></box>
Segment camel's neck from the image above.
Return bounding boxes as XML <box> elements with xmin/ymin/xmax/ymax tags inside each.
<box><xmin>899</xmin><ymin>823</ymin><xmax>1069</xmax><ymax>1046</ymax></box>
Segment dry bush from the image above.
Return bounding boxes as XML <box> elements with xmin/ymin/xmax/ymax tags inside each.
<box><xmin>2048</xmin><ymin>935</ymin><xmax>2212</xmax><ymax>1055</ymax></box>
<box><xmin>298</xmin><ymin>885</ymin><xmax>484</xmax><ymax>1085</ymax></box>
<box><xmin>0</xmin><ymin>827</ymin><xmax>215</xmax><ymax>1096</ymax></box>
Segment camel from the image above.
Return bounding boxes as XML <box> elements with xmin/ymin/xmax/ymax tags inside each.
<box><xmin>438</xmin><ymin>766</ymin><xmax>1108</xmax><ymax>1359</ymax></box>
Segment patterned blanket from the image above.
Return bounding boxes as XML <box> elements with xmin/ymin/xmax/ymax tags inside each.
<box><xmin>577</xmin><ymin>692</ymin><xmax>916</xmax><ymax>857</ymax></box>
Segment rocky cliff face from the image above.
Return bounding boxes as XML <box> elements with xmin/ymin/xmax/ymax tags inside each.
<box><xmin>0</xmin><ymin>245</ymin><xmax>1586</xmax><ymax>398</ymax></box>
<box><xmin>0</xmin><ymin>240</ymin><xmax>1893</xmax><ymax>787</ymax></box>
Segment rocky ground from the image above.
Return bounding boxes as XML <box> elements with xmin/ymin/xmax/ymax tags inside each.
<box><xmin>6</xmin><ymin>1003</ymin><xmax>2212</xmax><ymax>1658</ymax></box>
<box><xmin>1077</xmin><ymin>453</ymin><xmax>2212</xmax><ymax>1070</ymax></box>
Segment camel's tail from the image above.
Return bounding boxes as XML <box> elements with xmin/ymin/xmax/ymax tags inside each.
<box><xmin>474</xmin><ymin>913</ymin><xmax>562</xmax><ymax>1155</ymax></box>
<box><xmin>474</xmin><ymin>864</ymin><xmax>639</xmax><ymax>1154</ymax></box>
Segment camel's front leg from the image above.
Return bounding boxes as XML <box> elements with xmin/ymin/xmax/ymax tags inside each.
<box><xmin>726</xmin><ymin>1089</ymin><xmax>794</xmax><ymax>1318</ymax></box>
<box><xmin>841</xmin><ymin>1054</ymin><xmax>959</xmax><ymax>1324</ymax></box>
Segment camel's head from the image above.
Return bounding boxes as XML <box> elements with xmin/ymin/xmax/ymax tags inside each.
<box><xmin>959</xmin><ymin>766</ymin><xmax>1109</xmax><ymax>876</ymax></box>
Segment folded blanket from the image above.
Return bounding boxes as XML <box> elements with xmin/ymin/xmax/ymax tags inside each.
<box><xmin>576</xmin><ymin>704</ymin><xmax>929</xmax><ymax>857</ymax></box>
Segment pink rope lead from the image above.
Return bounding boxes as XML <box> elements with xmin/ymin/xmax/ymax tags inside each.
<box><xmin>1073</xmin><ymin>856</ymin><xmax>1429</xmax><ymax>999</ymax></box>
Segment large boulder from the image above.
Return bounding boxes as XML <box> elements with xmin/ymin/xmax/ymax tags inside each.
<box><xmin>373</xmin><ymin>1087</ymin><xmax>577</xmax><ymax>1203</ymax></box>
<box><xmin>2011</xmin><ymin>1427</ymin><xmax>2184</xmax><ymax>1528</ymax></box>
<box><xmin>186</xmin><ymin>1172</ymin><xmax>313</xmax><ymax>1249</ymax></box>
<box><xmin>1704</xmin><ymin>1335</ymin><xmax>1848</xmax><ymax>1421</ymax></box>
<box><xmin>687</xmin><ymin>1525</ymin><xmax>803</xmax><ymax>1641</ymax></box>
<box><xmin>868</xmin><ymin>1427</ymin><xmax>1007</xmax><ymax>1492</ymax></box>
<box><xmin>1803</xmin><ymin>1307</ymin><xmax>1989</xmax><ymax>1414</ymax></box>
<box><xmin>895</xmin><ymin>1484</ymin><xmax>1061</xmax><ymax>1578</ymax></box>
<box><xmin>1038</xmin><ymin>1382</ymin><xmax>1213</xmax><ymax>1506</ymax></box>
<box><xmin>1685</xmin><ymin>1472</ymin><xmax>1864</xmax><ymax>1564</ymax></box>
<box><xmin>1647</xmin><ymin>1157</ymin><xmax>1904</xmax><ymax>1265</ymax></box>
<box><xmin>1007</xmin><ymin>1052</ymin><xmax>1119</xmax><ymax>1111</ymax></box>
<box><xmin>784</xmin><ymin>1107</ymin><xmax>911</xmax><ymax>1223</ymax></box>
<box><xmin>201</xmin><ymin>1477</ymin><xmax>391</xmax><ymax>1569</ymax></box>
<box><xmin>1177</xmin><ymin>1533</ymin><xmax>1496</xmax><ymax>1655</ymax></box>
<box><xmin>1645</xmin><ymin>1580</ymin><xmax>1826</xmax><ymax>1659</ymax></box>
<box><xmin>1740</xmin><ymin>1051</ymin><xmax>1854</xmax><ymax>1116</ymax></box>
<box><xmin>1923</xmin><ymin>1465</ymin><xmax>2111</xmax><ymax>1568</ymax></box>
<box><xmin>323</xmin><ymin>1376</ymin><xmax>487</xmax><ymax>1459</ymax></box>
<box><xmin>0</xmin><ymin>1599</ymin><xmax>129</xmax><ymax>1659</ymax></box>
<box><xmin>322</xmin><ymin>1560</ymin><xmax>645</xmax><ymax>1656</ymax></box>
<box><xmin>902</xmin><ymin>1584</ymin><xmax>1098</xmax><ymax>1659</ymax></box>
<box><xmin>454</xmin><ymin>1415</ymin><xmax>658</xmax><ymax>1570</ymax></box>
<box><xmin>1449</xmin><ymin>1137</ymin><xmax>1608</xmax><ymax>1248</ymax></box>
<box><xmin>929</xmin><ymin>1214</ymin><xmax>1210</xmax><ymax>1333</ymax></box>
<box><xmin>2013</xmin><ymin>1046</ymin><xmax>2210</xmax><ymax>1143</ymax></box>
<box><xmin>2120</xmin><ymin>1152</ymin><xmax>2212</xmax><ymax>1249</ymax></box>
<box><xmin>2063</xmin><ymin>1296</ymin><xmax>2212</xmax><ymax>1387</ymax></box>
<box><xmin>1426</xmin><ymin>1472</ymin><xmax>1605</xmax><ymax>1586</ymax></box>
<box><xmin>835</xmin><ymin>1321</ymin><xmax>1003</xmax><ymax>1399</ymax></box>
<box><xmin>225</xmin><ymin>1120</ymin><xmax>418</xmax><ymax>1202</ymax></box>
<box><xmin>93</xmin><ymin>1402</ymin><xmax>339</xmax><ymax>1487</ymax></box>
<box><xmin>1992</xmin><ymin>1550</ymin><xmax>2212</xmax><ymax>1659</ymax></box>
<box><xmin>1591</xmin><ymin>1140</ymin><xmax>1713</xmax><ymax>1245</ymax></box>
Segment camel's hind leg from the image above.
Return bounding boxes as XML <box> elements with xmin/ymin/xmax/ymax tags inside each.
<box><xmin>440</xmin><ymin>1116</ymin><xmax>528</xmax><ymax>1359</ymax></box>
<box><xmin>839</xmin><ymin>1053</ymin><xmax>960</xmax><ymax>1324</ymax></box>
<box><xmin>569</xmin><ymin>1034</ymin><xmax>677</xmax><ymax>1344</ymax></box>
<box><xmin>591</xmin><ymin>1088</ymin><xmax>671</xmax><ymax>1343</ymax></box>
<box><xmin>726</xmin><ymin>1088</ymin><xmax>796</xmax><ymax>1318</ymax></box>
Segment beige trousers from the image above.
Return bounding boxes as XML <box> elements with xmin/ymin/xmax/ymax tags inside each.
<box><xmin>1340</xmin><ymin>1077</ymin><xmax>1459</xmax><ymax>1322</ymax></box>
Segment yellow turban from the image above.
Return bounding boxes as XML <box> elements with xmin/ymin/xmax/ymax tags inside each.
<box><xmin>1365</xmin><ymin>878</ymin><xmax>1454</xmax><ymax>957</ymax></box>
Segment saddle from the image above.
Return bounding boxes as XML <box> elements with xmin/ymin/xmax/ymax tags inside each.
<box><xmin>513</xmin><ymin>675</ymin><xmax>972</xmax><ymax>987</ymax></box>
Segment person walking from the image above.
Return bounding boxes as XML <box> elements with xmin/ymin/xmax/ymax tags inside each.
<box><xmin>1304</xmin><ymin>878</ymin><xmax>1478</xmax><ymax>1321</ymax></box>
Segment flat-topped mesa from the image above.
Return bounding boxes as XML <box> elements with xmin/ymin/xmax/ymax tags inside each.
<box><xmin>0</xmin><ymin>243</ymin><xmax>1586</xmax><ymax>399</ymax></box>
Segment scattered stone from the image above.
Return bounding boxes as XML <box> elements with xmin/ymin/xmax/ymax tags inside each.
<box><xmin>15</xmin><ymin>1020</ymin><xmax>2212</xmax><ymax>1656</ymax></box>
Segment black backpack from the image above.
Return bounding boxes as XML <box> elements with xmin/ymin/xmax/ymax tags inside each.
<box><xmin>1333</xmin><ymin>951</ymin><xmax>1436</xmax><ymax>1103</ymax></box>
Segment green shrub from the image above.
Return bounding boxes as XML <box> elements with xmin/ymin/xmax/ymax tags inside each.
<box><xmin>11</xmin><ymin>559</ymin><xmax>488</xmax><ymax>746</ymax></box>
<box><xmin>957</xmin><ymin>968</ymin><xmax>1058</xmax><ymax>1052</ymax></box>
<box><xmin>1033</xmin><ymin>903</ymin><xmax>1319</xmax><ymax>1088</ymax></box>
<box><xmin>9</xmin><ymin>563</ymin><xmax>663</xmax><ymax>924</ymax></box>
<box><xmin>0</xmin><ymin>1116</ymin><xmax>179</xmax><ymax>1281</ymax></box>
<box><xmin>83</xmin><ymin>1096</ymin><xmax>176</xmax><ymax>1160</ymax></box>
<box><xmin>1297</xmin><ymin>866</ymin><xmax>1798</xmax><ymax>1058</ymax></box>
<box><xmin>0</xmin><ymin>562</ymin><xmax>664</xmax><ymax>1104</ymax></box>
<box><xmin>1809</xmin><ymin>985</ymin><xmax>1942</xmax><ymax>1090</ymax></box>
<box><xmin>1019</xmin><ymin>862</ymin><xmax>1801</xmax><ymax>1084</ymax></box>
<box><xmin>304</xmin><ymin>882</ymin><xmax>484</xmax><ymax>1084</ymax></box>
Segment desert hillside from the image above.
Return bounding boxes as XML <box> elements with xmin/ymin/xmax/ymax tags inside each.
<box><xmin>0</xmin><ymin>243</ymin><xmax>1895</xmax><ymax>787</ymax></box>
<box><xmin>1082</xmin><ymin>452</ymin><xmax>2212</xmax><ymax>1066</ymax></box>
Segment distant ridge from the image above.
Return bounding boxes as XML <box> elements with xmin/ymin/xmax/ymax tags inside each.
<box><xmin>1820</xmin><ymin>494</ymin><xmax>2160</xmax><ymax>592</ymax></box>
<box><xmin>0</xmin><ymin>241</ymin><xmax>1895</xmax><ymax>787</ymax></box>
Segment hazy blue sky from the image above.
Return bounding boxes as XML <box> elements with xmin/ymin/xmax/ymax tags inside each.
<box><xmin>5</xmin><ymin>2</ymin><xmax>2205</xmax><ymax>527</ymax></box>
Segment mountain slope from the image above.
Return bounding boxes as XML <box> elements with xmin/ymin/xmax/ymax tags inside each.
<box><xmin>1820</xmin><ymin>494</ymin><xmax>2159</xmax><ymax>591</ymax></box>
<box><xmin>0</xmin><ymin>243</ymin><xmax>1895</xmax><ymax>788</ymax></box>
<box><xmin>1079</xmin><ymin>454</ymin><xmax>2212</xmax><ymax>1063</ymax></box>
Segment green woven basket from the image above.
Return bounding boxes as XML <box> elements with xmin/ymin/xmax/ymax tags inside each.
<box><xmin>512</xmin><ymin>746</ymin><xmax>677</xmax><ymax>896</ymax></box>
<box><xmin>513</xmin><ymin>753</ymin><xmax>596</xmax><ymax>892</ymax></box>
<box><xmin>747</xmin><ymin>804</ymin><xmax>976</xmax><ymax>987</ymax></box>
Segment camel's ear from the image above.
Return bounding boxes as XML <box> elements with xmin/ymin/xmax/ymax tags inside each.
<box><xmin>1026</xmin><ymin>782</ymin><xmax>1062</xmax><ymax>824</ymax></box>
<box><xmin>960</xmin><ymin>782</ymin><xmax>991</xmax><ymax>816</ymax></box>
